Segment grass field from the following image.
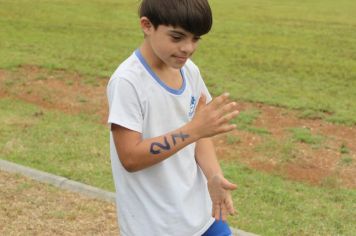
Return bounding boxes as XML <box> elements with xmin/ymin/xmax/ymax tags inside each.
<box><xmin>0</xmin><ymin>0</ymin><xmax>355</xmax><ymax>124</ymax></box>
<box><xmin>0</xmin><ymin>171</ymin><xmax>118</xmax><ymax>235</ymax></box>
<box><xmin>1</xmin><ymin>98</ymin><xmax>355</xmax><ymax>235</ymax></box>
<box><xmin>1</xmin><ymin>0</ymin><xmax>356</xmax><ymax>235</ymax></box>
<box><xmin>0</xmin><ymin>98</ymin><xmax>112</xmax><ymax>190</ymax></box>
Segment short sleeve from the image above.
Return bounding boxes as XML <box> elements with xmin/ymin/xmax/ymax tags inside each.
<box><xmin>107</xmin><ymin>77</ymin><xmax>143</xmax><ymax>133</ymax></box>
<box><xmin>196</xmin><ymin>68</ymin><xmax>212</xmax><ymax>104</ymax></box>
<box><xmin>200</xmin><ymin>80</ymin><xmax>212</xmax><ymax>104</ymax></box>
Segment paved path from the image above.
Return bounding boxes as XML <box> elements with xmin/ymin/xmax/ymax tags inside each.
<box><xmin>0</xmin><ymin>159</ymin><xmax>258</xmax><ymax>236</ymax></box>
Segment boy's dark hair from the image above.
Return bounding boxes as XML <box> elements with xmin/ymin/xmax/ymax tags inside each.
<box><xmin>139</xmin><ymin>0</ymin><xmax>212</xmax><ymax>36</ymax></box>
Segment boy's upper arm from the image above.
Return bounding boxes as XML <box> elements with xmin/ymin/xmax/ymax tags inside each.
<box><xmin>111</xmin><ymin>123</ymin><xmax>142</xmax><ymax>158</ymax></box>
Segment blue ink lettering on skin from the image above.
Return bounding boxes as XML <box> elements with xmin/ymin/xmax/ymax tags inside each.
<box><xmin>150</xmin><ymin>136</ymin><xmax>171</xmax><ymax>154</ymax></box>
<box><xmin>172</xmin><ymin>132</ymin><xmax>190</xmax><ymax>145</ymax></box>
<box><xmin>150</xmin><ymin>132</ymin><xmax>190</xmax><ymax>155</ymax></box>
<box><xmin>188</xmin><ymin>96</ymin><xmax>196</xmax><ymax>117</ymax></box>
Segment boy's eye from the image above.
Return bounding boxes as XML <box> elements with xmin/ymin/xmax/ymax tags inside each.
<box><xmin>171</xmin><ymin>35</ymin><xmax>182</xmax><ymax>41</ymax></box>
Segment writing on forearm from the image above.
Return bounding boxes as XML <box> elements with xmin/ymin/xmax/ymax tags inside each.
<box><xmin>171</xmin><ymin>132</ymin><xmax>189</xmax><ymax>145</ymax></box>
<box><xmin>150</xmin><ymin>137</ymin><xmax>170</xmax><ymax>155</ymax></box>
<box><xmin>150</xmin><ymin>132</ymin><xmax>190</xmax><ymax>155</ymax></box>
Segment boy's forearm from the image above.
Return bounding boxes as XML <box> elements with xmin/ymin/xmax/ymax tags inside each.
<box><xmin>114</xmin><ymin>122</ymin><xmax>200</xmax><ymax>172</ymax></box>
<box><xmin>113</xmin><ymin>92</ymin><xmax>239</xmax><ymax>172</ymax></box>
<box><xmin>195</xmin><ymin>137</ymin><xmax>223</xmax><ymax>180</ymax></box>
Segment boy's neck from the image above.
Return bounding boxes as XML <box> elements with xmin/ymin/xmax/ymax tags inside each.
<box><xmin>139</xmin><ymin>43</ymin><xmax>184</xmax><ymax>90</ymax></box>
<box><xmin>139</xmin><ymin>42</ymin><xmax>176</xmax><ymax>73</ymax></box>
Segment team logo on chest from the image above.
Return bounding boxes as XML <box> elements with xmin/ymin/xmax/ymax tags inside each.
<box><xmin>188</xmin><ymin>96</ymin><xmax>197</xmax><ymax>117</ymax></box>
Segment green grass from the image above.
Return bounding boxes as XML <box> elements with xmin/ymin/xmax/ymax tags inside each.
<box><xmin>1</xmin><ymin>98</ymin><xmax>355</xmax><ymax>235</ymax></box>
<box><xmin>0</xmin><ymin>98</ymin><xmax>113</xmax><ymax>190</ymax></box>
<box><xmin>339</xmin><ymin>155</ymin><xmax>353</xmax><ymax>166</ymax></box>
<box><xmin>340</xmin><ymin>143</ymin><xmax>350</xmax><ymax>154</ymax></box>
<box><xmin>232</xmin><ymin>109</ymin><xmax>271</xmax><ymax>135</ymax></box>
<box><xmin>226</xmin><ymin>134</ymin><xmax>241</xmax><ymax>145</ymax></box>
<box><xmin>234</xmin><ymin>109</ymin><xmax>261</xmax><ymax>125</ymax></box>
<box><xmin>202</xmin><ymin>0</ymin><xmax>356</xmax><ymax>125</ymax></box>
<box><xmin>0</xmin><ymin>0</ymin><xmax>356</xmax><ymax>124</ymax></box>
<box><xmin>0</xmin><ymin>0</ymin><xmax>141</xmax><ymax>76</ymax></box>
<box><xmin>298</xmin><ymin>109</ymin><xmax>327</xmax><ymax>120</ymax></box>
<box><xmin>254</xmin><ymin>137</ymin><xmax>297</xmax><ymax>163</ymax></box>
<box><xmin>289</xmin><ymin>127</ymin><xmax>325</xmax><ymax>145</ymax></box>
<box><xmin>223</xmin><ymin>162</ymin><xmax>356</xmax><ymax>235</ymax></box>
<box><xmin>1</xmin><ymin>0</ymin><xmax>356</xmax><ymax>234</ymax></box>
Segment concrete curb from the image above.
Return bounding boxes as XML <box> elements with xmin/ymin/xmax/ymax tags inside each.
<box><xmin>0</xmin><ymin>159</ymin><xmax>258</xmax><ymax>236</ymax></box>
<box><xmin>0</xmin><ymin>159</ymin><xmax>116</xmax><ymax>202</ymax></box>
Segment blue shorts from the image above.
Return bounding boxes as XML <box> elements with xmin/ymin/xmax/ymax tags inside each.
<box><xmin>202</xmin><ymin>220</ymin><xmax>232</xmax><ymax>236</ymax></box>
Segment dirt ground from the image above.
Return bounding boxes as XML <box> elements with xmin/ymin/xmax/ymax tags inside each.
<box><xmin>1</xmin><ymin>66</ymin><xmax>355</xmax><ymax>188</ymax></box>
<box><xmin>0</xmin><ymin>170</ymin><xmax>119</xmax><ymax>235</ymax></box>
<box><xmin>0</xmin><ymin>66</ymin><xmax>355</xmax><ymax>235</ymax></box>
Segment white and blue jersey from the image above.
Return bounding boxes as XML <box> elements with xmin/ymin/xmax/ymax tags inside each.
<box><xmin>107</xmin><ymin>49</ymin><xmax>215</xmax><ymax>236</ymax></box>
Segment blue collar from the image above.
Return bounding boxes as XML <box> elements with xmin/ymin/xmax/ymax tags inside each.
<box><xmin>135</xmin><ymin>49</ymin><xmax>186</xmax><ymax>95</ymax></box>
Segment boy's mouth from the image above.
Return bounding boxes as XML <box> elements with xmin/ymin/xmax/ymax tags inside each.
<box><xmin>173</xmin><ymin>55</ymin><xmax>188</xmax><ymax>62</ymax></box>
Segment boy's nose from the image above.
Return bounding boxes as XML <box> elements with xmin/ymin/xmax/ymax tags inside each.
<box><xmin>180</xmin><ymin>41</ymin><xmax>196</xmax><ymax>54</ymax></box>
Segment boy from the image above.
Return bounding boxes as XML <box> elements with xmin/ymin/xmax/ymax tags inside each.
<box><xmin>107</xmin><ymin>0</ymin><xmax>239</xmax><ymax>235</ymax></box>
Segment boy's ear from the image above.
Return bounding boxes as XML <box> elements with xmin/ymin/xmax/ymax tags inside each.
<box><xmin>140</xmin><ymin>17</ymin><xmax>153</xmax><ymax>35</ymax></box>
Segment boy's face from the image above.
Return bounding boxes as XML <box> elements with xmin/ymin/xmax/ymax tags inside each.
<box><xmin>142</xmin><ymin>19</ymin><xmax>201</xmax><ymax>69</ymax></box>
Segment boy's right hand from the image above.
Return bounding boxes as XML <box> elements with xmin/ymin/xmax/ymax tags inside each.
<box><xmin>190</xmin><ymin>93</ymin><xmax>239</xmax><ymax>139</ymax></box>
<box><xmin>208</xmin><ymin>174</ymin><xmax>237</xmax><ymax>221</ymax></box>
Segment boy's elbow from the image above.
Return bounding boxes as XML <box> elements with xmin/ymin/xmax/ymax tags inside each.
<box><xmin>120</xmin><ymin>156</ymin><xmax>140</xmax><ymax>173</ymax></box>
<box><xmin>122</xmin><ymin>163</ymin><xmax>138</xmax><ymax>173</ymax></box>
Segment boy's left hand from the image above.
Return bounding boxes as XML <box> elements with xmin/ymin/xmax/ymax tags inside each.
<box><xmin>207</xmin><ymin>174</ymin><xmax>237</xmax><ymax>221</ymax></box>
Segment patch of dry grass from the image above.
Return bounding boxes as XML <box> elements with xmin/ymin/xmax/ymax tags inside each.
<box><xmin>0</xmin><ymin>171</ymin><xmax>119</xmax><ymax>235</ymax></box>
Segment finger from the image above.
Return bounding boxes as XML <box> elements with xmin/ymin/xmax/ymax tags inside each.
<box><xmin>222</xmin><ymin>179</ymin><xmax>237</xmax><ymax>190</ymax></box>
<box><xmin>225</xmin><ymin>197</ymin><xmax>235</xmax><ymax>215</ymax></box>
<box><xmin>214</xmin><ymin>203</ymin><xmax>221</xmax><ymax>221</ymax></box>
<box><xmin>216</xmin><ymin>124</ymin><xmax>237</xmax><ymax>135</ymax></box>
<box><xmin>211</xmin><ymin>203</ymin><xmax>216</xmax><ymax>218</ymax></box>
<box><xmin>210</xmin><ymin>92</ymin><xmax>230</xmax><ymax>109</ymax></box>
<box><xmin>218</xmin><ymin>110</ymin><xmax>239</xmax><ymax>125</ymax></box>
<box><xmin>212</xmin><ymin>202</ymin><xmax>218</xmax><ymax>218</ymax></box>
<box><xmin>218</xmin><ymin>101</ymin><xmax>238</xmax><ymax>117</ymax></box>
<box><xmin>221</xmin><ymin>202</ymin><xmax>227</xmax><ymax>221</ymax></box>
